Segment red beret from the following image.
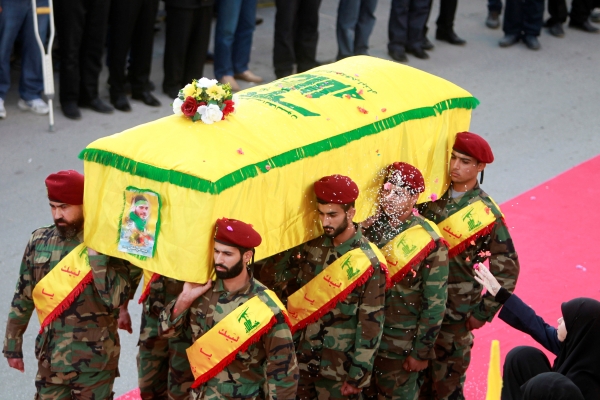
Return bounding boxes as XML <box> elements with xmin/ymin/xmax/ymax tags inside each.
<box><xmin>385</xmin><ymin>162</ymin><xmax>425</xmax><ymax>194</ymax></box>
<box><xmin>314</xmin><ymin>175</ymin><xmax>359</xmax><ymax>204</ymax></box>
<box><xmin>215</xmin><ymin>218</ymin><xmax>262</xmax><ymax>249</ymax></box>
<box><xmin>453</xmin><ymin>132</ymin><xmax>494</xmax><ymax>163</ymax></box>
<box><xmin>45</xmin><ymin>170</ymin><xmax>85</xmax><ymax>205</ymax></box>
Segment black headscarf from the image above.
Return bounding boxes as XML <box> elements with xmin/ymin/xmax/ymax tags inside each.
<box><xmin>522</xmin><ymin>372</ymin><xmax>584</xmax><ymax>400</ymax></box>
<box><xmin>553</xmin><ymin>297</ymin><xmax>600</xmax><ymax>399</ymax></box>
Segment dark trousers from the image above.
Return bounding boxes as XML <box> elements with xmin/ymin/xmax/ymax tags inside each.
<box><xmin>502</xmin><ymin>346</ymin><xmax>552</xmax><ymax>399</ymax></box>
<box><xmin>546</xmin><ymin>0</ymin><xmax>568</xmax><ymax>24</ymax></box>
<box><xmin>273</xmin><ymin>0</ymin><xmax>321</xmax><ymax>79</ymax></box>
<box><xmin>108</xmin><ymin>0</ymin><xmax>159</xmax><ymax>97</ymax></box>
<box><xmin>162</xmin><ymin>6</ymin><xmax>212</xmax><ymax>97</ymax></box>
<box><xmin>54</xmin><ymin>0</ymin><xmax>110</xmax><ymax>104</ymax></box>
<box><xmin>488</xmin><ymin>0</ymin><xmax>503</xmax><ymax>13</ymax></box>
<box><xmin>436</xmin><ymin>0</ymin><xmax>458</xmax><ymax>34</ymax></box>
<box><xmin>388</xmin><ymin>0</ymin><xmax>432</xmax><ymax>51</ymax></box>
<box><xmin>570</xmin><ymin>0</ymin><xmax>600</xmax><ymax>23</ymax></box>
<box><xmin>502</xmin><ymin>0</ymin><xmax>544</xmax><ymax>36</ymax></box>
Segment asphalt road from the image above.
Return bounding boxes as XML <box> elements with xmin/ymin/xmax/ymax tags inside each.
<box><xmin>1</xmin><ymin>1</ymin><xmax>598</xmax><ymax>398</ymax></box>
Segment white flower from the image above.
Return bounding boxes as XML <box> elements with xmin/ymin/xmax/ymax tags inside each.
<box><xmin>232</xmin><ymin>93</ymin><xmax>240</xmax><ymax>104</ymax></box>
<box><xmin>173</xmin><ymin>97</ymin><xmax>184</xmax><ymax>115</ymax></box>
<box><xmin>196</xmin><ymin>78</ymin><xmax>218</xmax><ymax>89</ymax></box>
<box><xmin>197</xmin><ymin>104</ymin><xmax>223</xmax><ymax>124</ymax></box>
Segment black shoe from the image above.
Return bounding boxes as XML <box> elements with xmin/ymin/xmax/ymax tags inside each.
<box><xmin>422</xmin><ymin>37</ymin><xmax>435</xmax><ymax>50</ymax></box>
<box><xmin>523</xmin><ymin>35</ymin><xmax>541</xmax><ymax>50</ymax></box>
<box><xmin>407</xmin><ymin>46</ymin><xmax>430</xmax><ymax>59</ymax></box>
<box><xmin>388</xmin><ymin>49</ymin><xmax>408</xmax><ymax>62</ymax></box>
<box><xmin>61</xmin><ymin>101</ymin><xmax>81</xmax><ymax>120</ymax></box>
<box><xmin>435</xmin><ymin>30</ymin><xmax>466</xmax><ymax>45</ymax></box>
<box><xmin>569</xmin><ymin>20</ymin><xmax>600</xmax><ymax>33</ymax></box>
<box><xmin>486</xmin><ymin>11</ymin><xmax>500</xmax><ymax>29</ymax></box>
<box><xmin>548</xmin><ymin>23</ymin><xmax>565</xmax><ymax>37</ymax></box>
<box><xmin>80</xmin><ymin>98</ymin><xmax>114</xmax><ymax>114</ymax></box>
<box><xmin>592</xmin><ymin>10</ymin><xmax>600</xmax><ymax>23</ymax></box>
<box><xmin>132</xmin><ymin>91</ymin><xmax>161</xmax><ymax>107</ymax></box>
<box><xmin>499</xmin><ymin>34</ymin><xmax>520</xmax><ymax>47</ymax></box>
<box><xmin>111</xmin><ymin>94</ymin><xmax>131</xmax><ymax>112</ymax></box>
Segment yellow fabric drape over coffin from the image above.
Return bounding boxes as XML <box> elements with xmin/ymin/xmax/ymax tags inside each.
<box><xmin>81</xmin><ymin>56</ymin><xmax>477</xmax><ymax>283</ymax></box>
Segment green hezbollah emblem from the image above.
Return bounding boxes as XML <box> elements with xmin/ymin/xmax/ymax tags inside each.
<box><xmin>239</xmin><ymin>73</ymin><xmax>373</xmax><ymax>118</ymax></box>
<box><xmin>397</xmin><ymin>235</ymin><xmax>417</xmax><ymax>257</ymax></box>
<box><xmin>238</xmin><ymin>307</ymin><xmax>260</xmax><ymax>334</ymax></box>
<box><xmin>340</xmin><ymin>254</ymin><xmax>361</xmax><ymax>280</ymax></box>
<box><xmin>463</xmin><ymin>208</ymin><xmax>482</xmax><ymax>231</ymax></box>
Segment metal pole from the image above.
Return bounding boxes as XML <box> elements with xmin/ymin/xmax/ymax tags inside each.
<box><xmin>31</xmin><ymin>0</ymin><xmax>56</xmax><ymax>132</ymax></box>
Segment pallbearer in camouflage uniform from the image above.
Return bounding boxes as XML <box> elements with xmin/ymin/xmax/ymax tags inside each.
<box><xmin>361</xmin><ymin>162</ymin><xmax>449</xmax><ymax>400</ymax></box>
<box><xmin>119</xmin><ymin>267</ymin><xmax>194</xmax><ymax>399</ymax></box>
<box><xmin>262</xmin><ymin>175</ymin><xmax>388</xmax><ymax>400</ymax></box>
<box><xmin>3</xmin><ymin>170</ymin><xmax>131</xmax><ymax>399</ymax></box>
<box><xmin>159</xmin><ymin>218</ymin><xmax>298</xmax><ymax>400</ymax></box>
<box><xmin>418</xmin><ymin>132</ymin><xmax>520</xmax><ymax>400</ymax></box>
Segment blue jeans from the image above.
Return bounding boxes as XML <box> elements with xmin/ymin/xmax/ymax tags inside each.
<box><xmin>336</xmin><ymin>0</ymin><xmax>378</xmax><ymax>59</ymax></box>
<box><xmin>0</xmin><ymin>0</ymin><xmax>49</xmax><ymax>101</ymax></box>
<box><xmin>213</xmin><ymin>0</ymin><xmax>257</xmax><ymax>80</ymax></box>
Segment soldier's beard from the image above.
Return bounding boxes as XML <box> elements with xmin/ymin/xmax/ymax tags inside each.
<box><xmin>54</xmin><ymin>217</ymin><xmax>84</xmax><ymax>239</ymax></box>
<box><xmin>214</xmin><ymin>259</ymin><xmax>245</xmax><ymax>280</ymax></box>
<box><xmin>322</xmin><ymin>218</ymin><xmax>348</xmax><ymax>239</ymax></box>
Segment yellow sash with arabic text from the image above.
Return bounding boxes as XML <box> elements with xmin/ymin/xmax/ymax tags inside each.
<box><xmin>186</xmin><ymin>290</ymin><xmax>284</xmax><ymax>388</ymax></box>
<box><xmin>32</xmin><ymin>243</ymin><xmax>93</xmax><ymax>332</ymax></box>
<box><xmin>287</xmin><ymin>245</ymin><xmax>378</xmax><ymax>333</ymax></box>
<box><xmin>382</xmin><ymin>221</ymin><xmax>440</xmax><ymax>285</ymax></box>
<box><xmin>437</xmin><ymin>200</ymin><xmax>498</xmax><ymax>257</ymax></box>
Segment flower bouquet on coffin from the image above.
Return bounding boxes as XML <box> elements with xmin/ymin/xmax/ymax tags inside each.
<box><xmin>172</xmin><ymin>77</ymin><xmax>236</xmax><ymax>124</ymax></box>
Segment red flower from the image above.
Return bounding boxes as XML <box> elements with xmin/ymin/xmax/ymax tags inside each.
<box><xmin>222</xmin><ymin>100</ymin><xmax>235</xmax><ymax>116</ymax></box>
<box><xmin>181</xmin><ymin>96</ymin><xmax>199</xmax><ymax>117</ymax></box>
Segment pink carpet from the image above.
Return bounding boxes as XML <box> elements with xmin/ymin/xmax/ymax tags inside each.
<box><xmin>118</xmin><ymin>155</ymin><xmax>600</xmax><ymax>400</ymax></box>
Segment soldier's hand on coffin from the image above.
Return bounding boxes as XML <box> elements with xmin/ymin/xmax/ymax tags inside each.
<box><xmin>402</xmin><ymin>355</ymin><xmax>428</xmax><ymax>372</ymax></box>
<box><xmin>7</xmin><ymin>358</ymin><xmax>24</xmax><ymax>372</ymax></box>
<box><xmin>473</xmin><ymin>263</ymin><xmax>501</xmax><ymax>296</ymax></box>
<box><xmin>118</xmin><ymin>304</ymin><xmax>133</xmax><ymax>334</ymax></box>
<box><xmin>181</xmin><ymin>280</ymin><xmax>213</xmax><ymax>303</ymax></box>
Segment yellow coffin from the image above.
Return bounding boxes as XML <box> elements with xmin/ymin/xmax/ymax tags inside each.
<box><xmin>80</xmin><ymin>56</ymin><xmax>478</xmax><ymax>283</ymax></box>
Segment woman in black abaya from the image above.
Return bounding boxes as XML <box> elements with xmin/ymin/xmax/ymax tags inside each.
<box><xmin>474</xmin><ymin>264</ymin><xmax>600</xmax><ymax>400</ymax></box>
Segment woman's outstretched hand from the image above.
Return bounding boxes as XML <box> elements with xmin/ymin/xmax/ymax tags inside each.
<box><xmin>474</xmin><ymin>263</ymin><xmax>502</xmax><ymax>296</ymax></box>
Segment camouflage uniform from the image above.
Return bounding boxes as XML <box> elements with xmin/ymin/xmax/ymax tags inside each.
<box><xmin>128</xmin><ymin>267</ymin><xmax>195</xmax><ymax>400</ymax></box>
<box><xmin>3</xmin><ymin>225</ymin><xmax>131</xmax><ymax>399</ymax></box>
<box><xmin>159</xmin><ymin>271</ymin><xmax>299</xmax><ymax>400</ymax></box>
<box><xmin>261</xmin><ymin>227</ymin><xmax>387</xmax><ymax>400</ymax></box>
<box><xmin>418</xmin><ymin>185</ymin><xmax>520</xmax><ymax>400</ymax></box>
<box><xmin>362</xmin><ymin>214</ymin><xmax>449</xmax><ymax>400</ymax></box>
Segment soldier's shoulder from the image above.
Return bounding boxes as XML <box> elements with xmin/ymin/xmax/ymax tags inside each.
<box><xmin>29</xmin><ymin>225</ymin><xmax>57</xmax><ymax>242</ymax></box>
<box><xmin>475</xmin><ymin>189</ymin><xmax>503</xmax><ymax>218</ymax></box>
<box><xmin>360</xmin><ymin>231</ymin><xmax>385</xmax><ymax>249</ymax></box>
<box><xmin>305</xmin><ymin>235</ymin><xmax>327</xmax><ymax>248</ymax></box>
<box><xmin>253</xmin><ymin>281</ymin><xmax>288</xmax><ymax>316</ymax></box>
<box><xmin>415</xmin><ymin>216</ymin><xmax>443</xmax><ymax>240</ymax></box>
<box><xmin>253</xmin><ymin>278</ymin><xmax>268</xmax><ymax>292</ymax></box>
